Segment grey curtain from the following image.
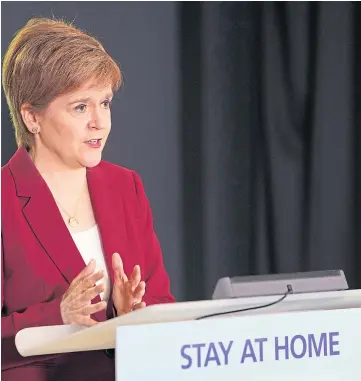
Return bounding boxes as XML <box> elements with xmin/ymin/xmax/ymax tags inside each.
<box><xmin>180</xmin><ymin>1</ymin><xmax>361</xmax><ymax>300</ymax></box>
<box><xmin>255</xmin><ymin>2</ymin><xmax>357</xmax><ymax>278</ymax></box>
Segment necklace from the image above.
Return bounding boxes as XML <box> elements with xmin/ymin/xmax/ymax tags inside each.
<box><xmin>53</xmin><ymin>181</ymin><xmax>86</xmax><ymax>227</ymax></box>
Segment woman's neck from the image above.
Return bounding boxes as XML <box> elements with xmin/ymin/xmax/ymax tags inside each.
<box><xmin>30</xmin><ymin>148</ymin><xmax>87</xmax><ymax>194</ymax></box>
<box><xmin>40</xmin><ymin>168</ymin><xmax>87</xmax><ymax>194</ymax></box>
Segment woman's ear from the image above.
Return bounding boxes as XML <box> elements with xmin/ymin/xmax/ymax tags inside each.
<box><xmin>20</xmin><ymin>104</ymin><xmax>41</xmax><ymax>134</ymax></box>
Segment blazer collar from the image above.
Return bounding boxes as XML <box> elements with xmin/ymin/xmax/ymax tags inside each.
<box><xmin>8</xmin><ymin>148</ymin><xmax>127</xmax><ymax>310</ymax></box>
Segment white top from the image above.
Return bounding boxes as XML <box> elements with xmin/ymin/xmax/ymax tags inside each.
<box><xmin>71</xmin><ymin>225</ymin><xmax>111</xmax><ymax>302</ymax></box>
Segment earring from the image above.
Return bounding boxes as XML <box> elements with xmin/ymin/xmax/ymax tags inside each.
<box><xmin>31</xmin><ymin>127</ymin><xmax>39</xmax><ymax>134</ymax></box>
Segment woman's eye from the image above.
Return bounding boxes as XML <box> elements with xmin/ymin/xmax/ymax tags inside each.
<box><xmin>75</xmin><ymin>104</ymin><xmax>87</xmax><ymax>113</ymax></box>
<box><xmin>102</xmin><ymin>100</ymin><xmax>112</xmax><ymax>109</ymax></box>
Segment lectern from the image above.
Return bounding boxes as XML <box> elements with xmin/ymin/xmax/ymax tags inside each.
<box><xmin>15</xmin><ymin>271</ymin><xmax>361</xmax><ymax>381</ymax></box>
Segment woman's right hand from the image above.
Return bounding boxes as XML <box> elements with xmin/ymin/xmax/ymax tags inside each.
<box><xmin>60</xmin><ymin>259</ymin><xmax>106</xmax><ymax>327</ymax></box>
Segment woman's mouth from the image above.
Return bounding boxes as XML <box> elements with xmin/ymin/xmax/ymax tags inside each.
<box><xmin>85</xmin><ymin>138</ymin><xmax>102</xmax><ymax>148</ymax></box>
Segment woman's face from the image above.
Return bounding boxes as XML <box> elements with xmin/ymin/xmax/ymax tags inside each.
<box><xmin>32</xmin><ymin>81</ymin><xmax>113</xmax><ymax>169</ymax></box>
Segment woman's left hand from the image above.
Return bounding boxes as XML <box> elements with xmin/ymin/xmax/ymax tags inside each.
<box><xmin>112</xmin><ymin>252</ymin><xmax>146</xmax><ymax>315</ymax></box>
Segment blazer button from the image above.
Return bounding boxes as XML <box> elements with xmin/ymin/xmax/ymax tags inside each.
<box><xmin>105</xmin><ymin>348</ymin><xmax>115</xmax><ymax>358</ymax></box>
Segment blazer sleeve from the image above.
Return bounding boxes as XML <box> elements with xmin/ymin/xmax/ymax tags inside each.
<box><xmin>1</xmin><ymin>235</ymin><xmax>64</xmax><ymax>338</ymax></box>
<box><xmin>1</xmin><ymin>235</ymin><xmax>65</xmax><ymax>366</ymax></box>
<box><xmin>132</xmin><ymin>171</ymin><xmax>176</xmax><ymax>305</ymax></box>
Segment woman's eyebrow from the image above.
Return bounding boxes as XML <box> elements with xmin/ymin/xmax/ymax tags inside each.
<box><xmin>67</xmin><ymin>94</ymin><xmax>113</xmax><ymax>105</ymax></box>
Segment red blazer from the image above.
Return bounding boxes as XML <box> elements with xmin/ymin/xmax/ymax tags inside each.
<box><xmin>1</xmin><ymin>148</ymin><xmax>175</xmax><ymax>379</ymax></box>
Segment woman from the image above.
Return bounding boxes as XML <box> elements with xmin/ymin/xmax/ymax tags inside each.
<box><xmin>1</xmin><ymin>17</ymin><xmax>175</xmax><ymax>380</ymax></box>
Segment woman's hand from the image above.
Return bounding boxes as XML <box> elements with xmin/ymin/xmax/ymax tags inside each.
<box><xmin>60</xmin><ymin>259</ymin><xmax>106</xmax><ymax>326</ymax></box>
<box><xmin>112</xmin><ymin>252</ymin><xmax>146</xmax><ymax>315</ymax></box>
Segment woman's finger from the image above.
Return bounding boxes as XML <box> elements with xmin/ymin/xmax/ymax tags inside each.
<box><xmin>76</xmin><ymin>300</ymin><xmax>107</xmax><ymax>316</ymax></box>
<box><xmin>133</xmin><ymin>301</ymin><xmax>146</xmax><ymax>311</ymax></box>
<box><xmin>66</xmin><ymin>267</ymin><xmax>103</xmax><ymax>304</ymax></box>
<box><xmin>74</xmin><ymin>316</ymin><xmax>99</xmax><ymax>327</ymax></box>
<box><xmin>78</xmin><ymin>283</ymin><xmax>105</xmax><ymax>304</ymax></box>
<box><xmin>112</xmin><ymin>253</ymin><xmax>128</xmax><ymax>283</ymax></box>
<box><xmin>72</xmin><ymin>270</ymin><xmax>104</xmax><ymax>297</ymax></box>
<box><xmin>132</xmin><ymin>281</ymin><xmax>146</xmax><ymax>300</ymax></box>
<box><xmin>63</xmin><ymin>260</ymin><xmax>96</xmax><ymax>300</ymax></box>
<box><xmin>129</xmin><ymin>265</ymin><xmax>141</xmax><ymax>292</ymax></box>
<box><xmin>73</xmin><ymin>259</ymin><xmax>96</xmax><ymax>285</ymax></box>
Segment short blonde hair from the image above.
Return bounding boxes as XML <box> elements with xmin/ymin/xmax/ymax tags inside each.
<box><xmin>2</xmin><ymin>17</ymin><xmax>122</xmax><ymax>149</ymax></box>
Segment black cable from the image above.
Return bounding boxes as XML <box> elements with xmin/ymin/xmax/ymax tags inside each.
<box><xmin>195</xmin><ymin>285</ymin><xmax>294</xmax><ymax>320</ymax></box>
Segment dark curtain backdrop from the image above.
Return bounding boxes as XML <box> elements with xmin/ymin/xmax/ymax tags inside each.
<box><xmin>2</xmin><ymin>2</ymin><xmax>361</xmax><ymax>302</ymax></box>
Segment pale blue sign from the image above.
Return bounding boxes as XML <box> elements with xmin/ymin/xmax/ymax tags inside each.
<box><xmin>116</xmin><ymin>307</ymin><xmax>361</xmax><ymax>381</ymax></box>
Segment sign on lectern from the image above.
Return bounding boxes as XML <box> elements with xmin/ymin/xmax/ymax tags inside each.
<box><xmin>116</xmin><ymin>307</ymin><xmax>361</xmax><ymax>381</ymax></box>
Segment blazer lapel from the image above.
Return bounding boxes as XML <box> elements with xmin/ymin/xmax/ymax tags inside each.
<box><xmin>87</xmin><ymin>163</ymin><xmax>130</xmax><ymax>321</ymax></box>
<box><xmin>8</xmin><ymin>148</ymin><xmax>86</xmax><ymax>285</ymax></box>
<box><xmin>86</xmin><ymin>165</ymin><xmax>128</xmax><ymax>286</ymax></box>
